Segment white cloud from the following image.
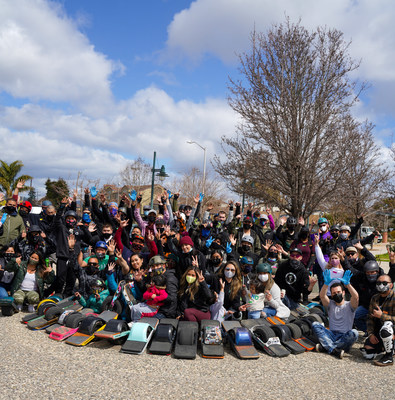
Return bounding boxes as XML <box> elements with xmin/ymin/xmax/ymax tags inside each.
<box><xmin>0</xmin><ymin>0</ymin><xmax>122</xmax><ymax>116</ymax></box>
<box><xmin>0</xmin><ymin>86</ymin><xmax>238</xmax><ymax>188</ymax></box>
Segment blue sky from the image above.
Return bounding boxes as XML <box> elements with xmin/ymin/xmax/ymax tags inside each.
<box><xmin>1</xmin><ymin>0</ymin><xmax>395</xmax><ymax>198</ymax></box>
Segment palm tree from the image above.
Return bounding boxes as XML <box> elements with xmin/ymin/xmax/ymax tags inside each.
<box><xmin>0</xmin><ymin>160</ymin><xmax>33</xmax><ymax>197</ymax></box>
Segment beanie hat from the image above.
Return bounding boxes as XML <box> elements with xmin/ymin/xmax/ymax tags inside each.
<box><xmin>179</xmin><ymin>235</ymin><xmax>194</xmax><ymax>247</ymax></box>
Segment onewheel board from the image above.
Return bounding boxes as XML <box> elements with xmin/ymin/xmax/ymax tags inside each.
<box><xmin>65</xmin><ymin>311</ymin><xmax>118</xmax><ymax>347</ymax></box>
<box><xmin>222</xmin><ymin>321</ymin><xmax>259</xmax><ymax>359</ymax></box>
<box><xmin>250</xmin><ymin>324</ymin><xmax>290</xmax><ymax>357</ymax></box>
<box><xmin>148</xmin><ymin>318</ymin><xmax>178</xmax><ymax>355</ymax></box>
<box><xmin>27</xmin><ymin>303</ymin><xmax>82</xmax><ymax>330</ymax></box>
<box><xmin>270</xmin><ymin>324</ymin><xmax>305</xmax><ymax>354</ymax></box>
<box><xmin>94</xmin><ymin>319</ymin><xmax>131</xmax><ymax>345</ymax></box>
<box><xmin>173</xmin><ymin>321</ymin><xmax>199</xmax><ymax>360</ymax></box>
<box><xmin>121</xmin><ymin>318</ymin><xmax>158</xmax><ymax>355</ymax></box>
<box><xmin>200</xmin><ymin>320</ymin><xmax>224</xmax><ymax>359</ymax></box>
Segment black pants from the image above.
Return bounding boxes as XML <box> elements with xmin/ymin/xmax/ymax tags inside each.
<box><xmin>45</xmin><ymin>257</ymin><xmax>76</xmax><ymax>297</ymax></box>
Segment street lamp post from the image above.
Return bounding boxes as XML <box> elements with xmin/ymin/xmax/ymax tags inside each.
<box><xmin>150</xmin><ymin>151</ymin><xmax>169</xmax><ymax>209</ymax></box>
<box><xmin>186</xmin><ymin>140</ymin><xmax>207</xmax><ymax>194</ymax></box>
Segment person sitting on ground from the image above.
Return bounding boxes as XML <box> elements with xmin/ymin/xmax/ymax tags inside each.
<box><xmin>239</xmin><ymin>278</ymin><xmax>266</xmax><ymax>319</ymax></box>
<box><xmin>74</xmin><ymin>278</ymin><xmax>109</xmax><ymax>313</ymax></box>
<box><xmin>177</xmin><ymin>261</ymin><xmax>212</xmax><ymax>322</ymax></box>
<box><xmin>313</xmin><ymin>270</ymin><xmax>359</xmax><ymax>359</ymax></box>
<box><xmin>7</xmin><ymin>251</ymin><xmax>54</xmax><ymax>312</ymax></box>
<box><xmin>274</xmin><ymin>248</ymin><xmax>316</xmax><ymax>309</ymax></box>
<box><xmin>129</xmin><ymin>274</ymin><xmax>167</xmax><ymax>321</ymax></box>
<box><xmin>361</xmin><ymin>275</ymin><xmax>395</xmax><ymax>367</ymax></box>
<box><xmin>256</xmin><ymin>262</ymin><xmax>290</xmax><ymax>319</ymax></box>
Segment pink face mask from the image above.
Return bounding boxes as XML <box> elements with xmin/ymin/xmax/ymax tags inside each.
<box><xmin>331</xmin><ymin>259</ymin><xmax>340</xmax><ymax>267</ymax></box>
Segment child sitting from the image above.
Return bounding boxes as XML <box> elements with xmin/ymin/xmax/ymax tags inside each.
<box><xmin>240</xmin><ymin>279</ymin><xmax>266</xmax><ymax>319</ymax></box>
<box><xmin>130</xmin><ymin>274</ymin><xmax>167</xmax><ymax>321</ymax></box>
<box><xmin>75</xmin><ymin>278</ymin><xmax>109</xmax><ymax>313</ymax></box>
<box><xmin>210</xmin><ymin>278</ymin><xmax>226</xmax><ymax>322</ymax></box>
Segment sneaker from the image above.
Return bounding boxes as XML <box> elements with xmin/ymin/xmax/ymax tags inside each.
<box><xmin>331</xmin><ymin>348</ymin><xmax>344</xmax><ymax>359</ymax></box>
<box><xmin>374</xmin><ymin>353</ymin><xmax>393</xmax><ymax>367</ymax></box>
<box><xmin>28</xmin><ymin>304</ymin><xmax>35</xmax><ymax>313</ymax></box>
<box><xmin>315</xmin><ymin>344</ymin><xmax>325</xmax><ymax>353</ymax></box>
<box><xmin>360</xmin><ymin>347</ymin><xmax>377</xmax><ymax>360</ymax></box>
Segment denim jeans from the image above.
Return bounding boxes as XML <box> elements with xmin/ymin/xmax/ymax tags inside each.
<box><xmin>248</xmin><ymin>310</ymin><xmax>262</xmax><ymax>319</ymax></box>
<box><xmin>354</xmin><ymin>306</ymin><xmax>368</xmax><ymax>332</ymax></box>
<box><xmin>262</xmin><ymin>307</ymin><xmax>277</xmax><ymax>317</ymax></box>
<box><xmin>312</xmin><ymin>322</ymin><xmax>358</xmax><ymax>353</ymax></box>
<box><xmin>282</xmin><ymin>295</ymin><xmax>299</xmax><ymax>310</ymax></box>
<box><xmin>0</xmin><ymin>285</ymin><xmax>9</xmax><ymax>299</ymax></box>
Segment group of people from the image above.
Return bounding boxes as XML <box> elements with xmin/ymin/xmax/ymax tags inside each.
<box><xmin>0</xmin><ymin>183</ymin><xmax>394</xmax><ymax>366</ymax></box>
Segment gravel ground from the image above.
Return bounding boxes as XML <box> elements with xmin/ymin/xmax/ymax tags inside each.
<box><xmin>0</xmin><ymin>312</ymin><xmax>393</xmax><ymax>400</ymax></box>
<box><xmin>1</xmin><ymin>244</ymin><xmax>393</xmax><ymax>400</ymax></box>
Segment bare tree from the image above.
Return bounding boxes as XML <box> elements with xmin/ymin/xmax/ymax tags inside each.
<box><xmin>326</xmin><ymin>121</ymin><xmax>392</xmax><ymax>219</ymax></box>
<box><xmin>120</xmin><ymin>157</ymin><xmax>151</xmax><ymax>190</ymax></box>
<box><xmin>215</xmin><ymin>19</ymin><xmax>370</xmax><ymax>218</ymax></box>
<box><xmin>168</xmin><ymin>167</ymin><xmax>226</xmax><ymax>209</ymax></box>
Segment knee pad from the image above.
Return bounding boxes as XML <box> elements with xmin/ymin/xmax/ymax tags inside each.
<box><xmin>379</xmin><ymin>322</ymin><xmax>394</xmax><ymax>353</ymax></box>
<box><xmin>380</xmin><ymin>321</ymin><xmax>393</xmax><ymax>339</ymax></box>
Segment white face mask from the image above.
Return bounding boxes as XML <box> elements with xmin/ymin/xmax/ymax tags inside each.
<box><xmin>258</xmin><ymin>274</ymin><xmax>269</xmax><ymax>282</ymax></box>
<box><xmin>320</xmin><ymin>225</ymin><xmax>327</xmax><ymax>232</ymax></box>
<box><xmin>224</xmin><ymin>270</ymin><xmax>235</xmax><ymax>279</ymax></box>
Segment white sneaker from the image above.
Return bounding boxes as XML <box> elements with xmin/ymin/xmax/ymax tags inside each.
<box><xmin>17</xmin><ymin>304</ymin><xmax>23</xmax><ymax>312</ymax></box>
<box><xmin>28</xmin><ymin>304</ymin><xmax>35</xmax><ymax>313</ymax></box>
<box><xmin>360</xmin><ymin>348</ymin><xmax>376</xmax><ymax>360</ymax></box>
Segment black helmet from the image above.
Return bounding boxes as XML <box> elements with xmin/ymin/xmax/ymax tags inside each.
<box><xmin>330</xmin><ymin>224</ymin><xmax>340</xmax><ymax>232</ymax></box>
<box><xmin>363</xmin><ymin>260</ymin><xmax>379</xmax><ymax>273</ymax></box>
<box><xmin>287</xmin><ymin>216</ymin><xmax>297</xmax><ymax>227</ymax></box>
<box><xmin>64</xmin><ymin>210</ymin><xmax>78</xmax><ymax>219</ymax></box>
<box><xmin>28</xmin><ymin>225</ymin><xmax>41</xmax><ymax>233</ymax></box>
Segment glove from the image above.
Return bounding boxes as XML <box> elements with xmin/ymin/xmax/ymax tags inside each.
<box><xmin>90</xmin><ymin>187</ymin><xmax>98</xmax><ymax>198</ymax></box>
<box><xmin>199</xmin><ymin>192</ymin><xmax>205</xmax><ymax>202</ymax></box>
<box><xmin>129</xmin><ymin>190</ymin><xmax>137</xmax><ymax>201</ymax></box>
<box><xmin>323</xmin><ymin>269</ymin><xmax>332</xmax><ymax>286</ymax></box>
<box><xmin>0</xmin><ymin>213</ymin><xmax>7</xmax><ymax>225</ymax></box>
<box><xmin>167</xmin><ymin>189</ymin><xmax>173</xmax><ymax>199</ymax></box>
<box><xmin>205</xmin><ymin>236</ymin><xmax>214</xmax><ymax>248</ymax></box>
<box><xmin>340</xmin><ymin>270</ymin><xmax>353</xmax><ymax>286</ymax></box>
<box><xmin>226</xmin><ymin>242</ymin><xmax>232</xmax><ymax>254</ymax></box>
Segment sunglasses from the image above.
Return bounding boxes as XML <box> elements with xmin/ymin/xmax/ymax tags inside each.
<box><xmin>290</xmin><ymin>253</ymin><xmax>301</xmax><ymax>258</ymax></box>
<box><xmin>346</xmin><ymin>252</ymin><xmax>356</xmax><ymax>256</ymax></box>
<box><xmin>88</xmin><ymin>263</ymin><xmax>99</xmax><ymax>267</ymax></box>
<box><xmin>377</xmin><ymin>281</ymin><xmax>391</xmax><ymax>285</ymax></box>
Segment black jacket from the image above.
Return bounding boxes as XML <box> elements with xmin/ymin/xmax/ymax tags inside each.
<box><xmin>274</xmin><ymin>259</ymin><xmax>310</xmax><ymax>302</ymax></box>
<box><xmin>178</xmin><ymin>280</ymin><xmax>212</xmax><ymax>315</ymax></box>
<box><xmin>158</xmin><ymin>269</ymin><xmax>179</xmax><ymax>318</ymax></box>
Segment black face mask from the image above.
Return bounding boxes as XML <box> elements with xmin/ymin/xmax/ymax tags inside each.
<box><xmin>268</xmin><ymin>251</ymin><xmax>277</xmax><ymax>258</ymax></box>
<box><xmin>366</xmin><ymin>273</ymin><xmax>378</xmax><ymax>283</ymax></box>
<box><xmin>4</xmin><ymin>254</ymin><xmax>14</xmax><ymax>262</ymax></box>
<box><xmin>332</xmin><ymin>293</ymin><xmax>343</xmax><ymax>303</ymax></box>
<box><xmin>66</xmin><ymin>220</ymin><xmax>76</xmax><ymax>228</ymax></box>
<box><xmin>102</xmin><ymin>233</ymin><xmax>112</xmax><ymax>239</ymax></box>
<box><xmin>5</xmin><ymin>206</ymin><xmax>16</xmax><ymax>214</ymax></box>
<box><xmin>242</xmin><ymin>265</ymin><xmax>252</xmax><ymax>274</ymax></box>
<box><xmin>243</xmin><ymin>223</ymin><xmax>251</xmax><ymax>230</ymax></box>
<box><xmin>348</xmin><ymin>258</ymin><xmax>357</xmax><ymax>265</ymax></box>
<box><xmin>19</xmin><ymin>209</ymin><xmax>29</xmax><ymax>217</ymax></box>
<box><xmin>289</xmin><ymin>259</ymin><xmax>301</xmax><ymax>270</ymax></box>
<box><xmin>211</xmin><ymin>258</ymin><xmax>222</xmax><ymax>265</ymax></box>
<box><xmin>46</xmin><ymin>215</ymin><xmax>54</xmax><ymax>222</ymax></box>
<box><xmin>120</xmin><ymin>214</ymin><xmax>127</xmax><ymax>221</ymax></box>
<box><xmin>242</xmin><ymin>245</ymin><xmax>251</xmax><ymax>253</ymax></box>
<box><xmin>331</xmin><ymin>232</ymin><xmax>339</xmax><ymax>239</ymax></box>
<box><xmin>300</xmin><ymin>233</ymin><xmax>309</xmax><ymax>240</ymax></box>
<box><xmin>31</xmin><ymin>235</ymin><xmax>40</xmax><ymax>244</ymax></box>
<box><xmin>86</xmin><ymin>266</ymin><xmax>99</xmax><ymax>275</ymax></box>
<box><xmin>148</xmin><ymin>215</ymin><xmax>156</xmax><ymax>223</ymax></box>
